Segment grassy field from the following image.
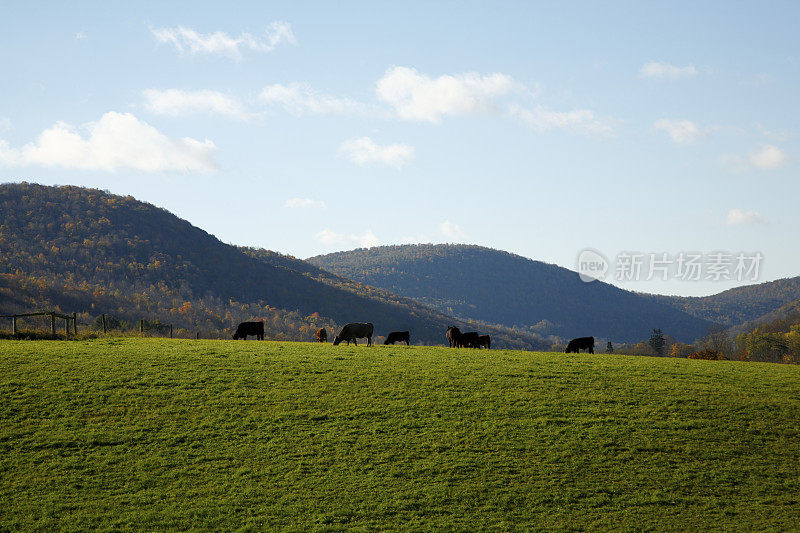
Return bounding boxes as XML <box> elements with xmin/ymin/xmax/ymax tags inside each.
<box><xmin>1</xmin><ymin>339</ymin><xmax>798</xmax><ymax>531</ymax></box>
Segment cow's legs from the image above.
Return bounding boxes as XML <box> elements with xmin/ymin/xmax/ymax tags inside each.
<box><xmin>368</xmin><ymin>336</ymin><xmax>372</xmax><ymax>346</ymax></box>
<box><xmin>353</xmin><ymin>338</ymin><xmax>357</xmax><ymax>346</ymax></box>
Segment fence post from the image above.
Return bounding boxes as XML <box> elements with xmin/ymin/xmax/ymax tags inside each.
<box><xmin>140</xmin><ymin>319</ymin><xmax>144</xmax><ymax>334</ymax></box>
<box><xmin>64</xmin><ymin>316</ymin><xmax>69</xmax><ymax>336</ymax></box>
<box><xmin>51</xmin><ymin>313</ymin><xmax>56</xmax><ymax>336</ymax></box>
<box><xmin>170</xmin><ymin>324</ymin><xmax>173</xmax><ymax>338</ymax></box>
<box><xmin>196</xmin><ymin>331</ymin><xmax>199</xmax><ymax>340</ymax></box>
<box><xmin>73</xmin><ymin>312</ymin><xmax>77</xmax><ymax>335</ymax></box>
<box><xmin>12</xmin><ymin>315</ymin><xmax>17</xmax><ymax>335</ymax></box>
<box><xmin>102</xmin><ymin>313</ymin><xmax>107</xmax><ymax>334</ymax></box>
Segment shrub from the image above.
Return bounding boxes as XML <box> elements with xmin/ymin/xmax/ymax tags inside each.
<box><xmin>688</xmin><ymin>349</ymin><xmax>728</xmax><ymax>361</ymax></box>
<box><xmin>670</xmin><ymin>342</ymin><xmax>694</xmax><ymax>358</ymax></box>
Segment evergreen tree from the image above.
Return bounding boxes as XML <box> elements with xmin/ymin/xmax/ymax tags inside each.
<box><xmin>649</xmin><ymin>328</ymin><xmax>665</xmax><ymax>356</ymax></box>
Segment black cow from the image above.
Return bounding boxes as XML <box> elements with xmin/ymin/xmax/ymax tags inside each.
<box><xmin>565</xmin><ymin>336</ymin><xmax>594</xmax><ymax>354</ymax></box>
<box><xmin>384</xmin><ymin>331</ymin><xmax>410</xmax><ymax>345</ymax></box>
<box><xmin>460</xmin><ymin>331</ymin><xmax>480</xmax><ymax>348</ymax></box>
<box><xmin>232</xmin><ymin>321</ymin><xmax>264</xmax><ymax>340</ymax></box>
<box><xmin>333</xmin><ymin>322</ymin><xmax>374</xmax><ymax>346</ymax></box>
<box><xmin>476</xmin><ymin>335</ymin><xmax>491</xmax><ymax>349</ymax></box>
<box><xmin>316</xmin><ymin>328</ymin><xmax>327</xmax><ymax>343</ymax></box>
<box><xmin>446</xmin><ymin>326</ymin><xmax>462</xmax><ymax>347</ymax></box>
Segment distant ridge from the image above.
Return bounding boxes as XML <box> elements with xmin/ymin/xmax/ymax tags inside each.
<box><xmin>309</xmin><ymin>244</ymin><xmax>720</xmax><ymax>343</ymax></box>
<box><xmin>647</xmin><ymin>277</ymin><xmax>800</xmax><ymax>326</ymax></box>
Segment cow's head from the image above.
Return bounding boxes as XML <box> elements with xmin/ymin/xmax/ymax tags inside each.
<box><xmin>332</xmin><ymin>336</ymin><xmax>342</xmax><ymax>346</ymax></box>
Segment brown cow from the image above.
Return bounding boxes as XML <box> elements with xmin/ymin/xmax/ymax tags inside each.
<box><xmin>316</xmin><ymin>328</ymin><xmax>327</xmax><ymax>343</ymax></box>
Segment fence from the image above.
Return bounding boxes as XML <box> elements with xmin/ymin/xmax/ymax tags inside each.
<box><xmin>2</xmin><ymin>312</ymin><xmax>203</xmax><ymax>339</ymax></box>
<box><xmin>139</xmin><ymin>319</ymin><xmax>173</xmax><ymax>338</ymax></box>
<box><xmin>0</xmin><ymin>311</ymin><xmax>77</xmax><ymax>336</ymax></box>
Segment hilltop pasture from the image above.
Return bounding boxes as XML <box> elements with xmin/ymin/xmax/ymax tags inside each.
<box><xmin>1</xmin><ymin>339</ymin><xmax>798</xmax><ymax>530</ymax></box>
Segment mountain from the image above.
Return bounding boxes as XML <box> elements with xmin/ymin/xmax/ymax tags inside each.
<box><xmin>725</xmin><ymin>297</ymin><xmax>800</xmax><ymax>338</ymax></box>
<box><xmin>308</xmin><ymin>244</ymin><xmax>720</xmax><ymax>343</ymax></box>
<box><xmin>647</xmin><ymin>277</ymin><xmax>800</xmax><ymax>326</ymax></box>
<box><xmin>0</xmin><ymin>182</ymin><xmax>545</xmax><ymax>348</ymax></box>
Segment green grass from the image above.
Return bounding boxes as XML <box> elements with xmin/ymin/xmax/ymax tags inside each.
<box><xmin>1</xmin><ymin>339</ymin><xmax>798</xmax><ymax>531</ymax></box>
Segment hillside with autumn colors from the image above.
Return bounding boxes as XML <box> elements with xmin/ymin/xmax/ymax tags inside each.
<box><xmin>0</xmin><ymin>182</ymin><xmax>546</xmax><ymax>348</ymax></box>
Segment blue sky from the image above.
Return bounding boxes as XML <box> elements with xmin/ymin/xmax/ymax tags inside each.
<box><xmin>1</xmin><ymin>1</ymin><xmax>798</xmax><ymax>296</ymax></box>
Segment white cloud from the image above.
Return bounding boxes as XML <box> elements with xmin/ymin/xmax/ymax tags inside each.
<box><xmin>337</xmin><ymin>137</ymin><xmax>414</xmax><ymax>168</ymax></box>
<box><xmin>259</xmin><ymin>83</ymin><xmax>370</xmax><ymax>116</ymax></box>
<box><xmin>74</xmin><ymin>31</ymin><xmax>86</xmax><ymax>40</ymax></box>
<box><xmin>654</xmin><ymin>118</ymin><xmax>702</xmax><ymax>144</ymax></box>
<box><xmin>509</xmin><ymin>105</ymin><xmax>615</xmax><ymax>137</ymax></box>
<box><xmin>143</xmin><ymin>89</ymin><xmax>249</xmax><ymax>119</ymax></box>
<box><xmin>151</xmin><ymin>22</ymin><xmax>296</xmax><ymax>59</ymax></box>
<box><xmin>376</xmin><ymin>66</ymin><xmax>523</xmax><ymax>123</ymax></box>
<box><xmin>0</xmin><ymin>112</ymin><xmax>217</xmax><ymax>173</ymax></box>
<box><xmin>440</xmin><ymin>220</ymin><xmax>465</xmax><ymax>241</ymax></box>
<box><xmin>722</xmin><ymin>145</ymin><xmax>788</xmax><ymax>172</ymax></box>
<box><xmin>285</xmin><ymin>197</ymin><xmax>326</xmax><ymax>209</ymax></box>
<box><xmin>315</xmin><ymin>228</ymin><xmax>379</xmax><ymax>248</ymax></box>
<box><xmin>639</xmin><ymin>62</ymin><xmax>698</xmax><ymax>80</ymax></box>
<box><xmin>749</xmin><ymin>145</ymin><xmax>787</xmax><ymax>170</ymax></box>
<box><xmin>726</xmin><ymin>209</ymin><xmax>766</xmax><ymax>226</ymax></box>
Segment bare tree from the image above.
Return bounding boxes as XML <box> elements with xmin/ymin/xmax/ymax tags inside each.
<box><xmin>700</xmin><ymin>326</ymin><xmax>733</xmax><ymax>357</ymax></box>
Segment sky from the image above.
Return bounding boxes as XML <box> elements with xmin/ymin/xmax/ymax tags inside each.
<box><xmin>1</xmin><ymin>1</ymin><xmax>798</xmax><ymax>297</ymax></box>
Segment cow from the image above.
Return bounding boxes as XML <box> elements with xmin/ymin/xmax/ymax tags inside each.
<box><xmin>232</xmin><ymin>321</ymin><xmax>264</xmax><ymax>340</ymax></box>
<box><xmin>384</xmin><ymin>331</ymin><xmax>410</xmax><ymax>345</ymax></box>
<box><xmin>476</xmin><ymin>335</ymin><xmax>491</xmax><ymax>349</ymax></box>
<box><xmin>446</xmin><ymin>326</ymin><xmax>462</xmax><ymax>347</ymax></box>
<box><xmin>316</xmin><ymin>328</ymin><xmax>327</xmax><ymax>343</ymax></box>
<box><xmin>460</xmin><ymin>331</ymin><xmax>480</xmax><ymax>348</ymax></box>
<box><xmin>565</xmin><ymin>336</ymin><xmax>595</xmax><ymax>354</ymax></box>
<box><xmin>333</xmin><ymin>322</ymin><xmax>374</xmax><ymax>346</ymax></box>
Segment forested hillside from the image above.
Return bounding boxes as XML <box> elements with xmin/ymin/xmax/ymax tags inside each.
<box><xmin>659</xmin><ymin>299</ymin><xmax>800</xmax><ymax>364</ymax></box>
<box><xmin>309</xmin><ymin>244</ymin><xmax>719</xmax><ymax>343</ymax></box>
<box><xmin>648</xmin><ymin>277</ymin><xmax>800</xmax><ymax>326</ymax></box>
<box><xmin>729</xmin><ymin>299</ymin><xmax>800</xmax><ymax>362</ymax></box>
<box><xmin>0</xmin><ymin>183</ymin><xmax>545</xmax><ymax>348</ymax></box>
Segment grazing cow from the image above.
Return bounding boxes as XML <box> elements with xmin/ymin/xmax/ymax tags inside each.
<box><xmin>316</xmin><ymin>328</ymin><xmax>327</xmax><ymax>343</ymax></box>
<box><xmin>460</xmin><ymin>331</ymin><xmax>480</xmax><ymax>348</ymax></box>
<box><xmin>384</xmin><ymin>331</ymin><xmax>410</xmax><ymax>345</ymax></box>
<box><xmin>476</xmin><ymin>335</ymin><xmax>491</xmax><ymax>349</ymax></box>
<box><xmin>232</xmin><ymin>321</ymin><xmax>264</xmax><ymax>340</ymax></box>
<box><xmin>333</xmin><ymin>322</ymin><xmax>374</xmax><ymax>346</ymax></box>
<box><xmin>565</xmin><ymin>336</ymin><xmax>595</xmax><ymax>354</ymax></box>
<box><xmin>446</xmin><ymin>326</ymin><xmax>462</xmax><ymax>347</ymax></box>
